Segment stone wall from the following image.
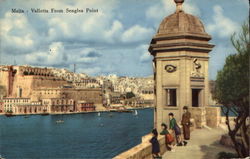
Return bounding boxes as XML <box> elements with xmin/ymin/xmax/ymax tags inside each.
<box><xmin>189</xmin><ymin>107</ymin><xmax>206</xmax><ymax>128</ymax></box>
<box><xmin>113</xmin><ymin>134</ymin><xmax>166</xmax><ymax>159</ymax></box>
<box><xmin>13</xmin><ymin>76</ymin><xmax>67</xmax><ymax>98</ymax></box>
<box><xmin>189</xmin><ymin>107</ymin><xmax>221</xmax><ymax>128</ymax></box>
<box><xmin>205</xmin><ymin>107</ymin><xmax>221</xmax><ymax>128</ymax></box>
<box><xmin>31</xmin><ymin>88</ymin><xmax>103</xmax><ymax>104</ymax></box>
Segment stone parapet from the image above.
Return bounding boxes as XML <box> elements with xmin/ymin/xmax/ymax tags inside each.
<box><xmin>113</xmin><ymin>134</ymin><xmax>166</xmax><ymax>159</ymax></box>
<box><xmin>205</xmin><ymin>106</ymin><xmax>221</xmax><ymax>128</ymax></box>
<box><xmin>189</xmin><ymin>107</ymin><xmax>206</xmax><ymax>128</ymax></box>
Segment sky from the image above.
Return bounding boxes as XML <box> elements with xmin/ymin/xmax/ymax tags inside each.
<box><xmin>0</xmin><ymin>0</ymin><xmax>248</xmax><ymax>79</ymax></box>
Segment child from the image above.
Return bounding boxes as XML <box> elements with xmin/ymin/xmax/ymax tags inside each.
<box><xmin>169</xmin><ymin>112</ymin><xmax>184</xmax><ymax>146</ymax></box>
<box><xmin>160</xmin><ymin>123</ymin><xmax>174</xmax><ymax>151</ymax></box>
<box><xmin>150</xmin><ymin>129</ymin><xmax>161</xmax><ymax>159</ymax></box>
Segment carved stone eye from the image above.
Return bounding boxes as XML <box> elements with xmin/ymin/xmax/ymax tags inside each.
<box><xmin>165</xmin><ymin>65</ymin><xmax>177</xmax><ymax>73</ymax></box>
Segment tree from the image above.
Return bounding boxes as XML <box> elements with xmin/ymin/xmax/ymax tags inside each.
<box><xmin>213</xmin><ymin>21</ymin><xmax>249</xmax><ymax>157</ymax></box>
<box><xmin>125</xmin><ymin>92</ymin><xmax>135</xmax><ymax>99</ymax></box>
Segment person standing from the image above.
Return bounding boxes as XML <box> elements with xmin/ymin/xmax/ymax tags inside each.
<box><xmin>168</xmin><ymin>113</ymin><xmax>183</xmax><ymax>146</ymax></box>
<box><xmin>149</xmin><ymin>129</ymin><xmax>161</xmax><ymax>159</ymax></box>
<box><xmin>181</xmin><ymin>106</ymin><xmax>191</xmax><ymax>144</ymax></box>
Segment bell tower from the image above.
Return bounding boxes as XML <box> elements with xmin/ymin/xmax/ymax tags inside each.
<box><xmin>148</xmin><ymin>0</ymin><xmax>214</xmax><ymax>130</ymax></box>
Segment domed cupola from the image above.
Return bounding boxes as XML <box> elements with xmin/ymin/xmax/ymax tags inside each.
<box><xmin>149</xmin><ymin>0</ymin><xmax>214</xmax><ymax>55</ymax></box>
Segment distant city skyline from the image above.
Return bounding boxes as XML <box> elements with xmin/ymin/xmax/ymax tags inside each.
<box><xmin>0</xmin><ymin>0</ymin><xmax>248</xmax><ymax>79</ymax></box>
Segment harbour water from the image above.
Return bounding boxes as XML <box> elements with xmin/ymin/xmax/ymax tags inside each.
<box><xmin>0</xmin><ymin>108</ymin><xmax>153</xmax><ymax>159</ymax></box>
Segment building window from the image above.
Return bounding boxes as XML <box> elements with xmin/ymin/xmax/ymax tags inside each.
<box><xmin>192</xmin><ymin>89</ymin><xmax>201</xmax><ymax>107</ymax></box>
<box><xmin>166</xmin><ymin>89</ymin><xmax>177</xmax><ymax>106</ymax></box>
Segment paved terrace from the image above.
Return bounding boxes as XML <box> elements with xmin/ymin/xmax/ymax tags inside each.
<box><xmin>162</xmin><ymin>127</ymin><xmax>235</xmax><ymax>159</ymax></box>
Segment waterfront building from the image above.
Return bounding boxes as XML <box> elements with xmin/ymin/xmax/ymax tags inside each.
<box><xmin>124</xmin><ymin>97</ymin><xmax>154</xmax><ymax>107</ymax></box>
<box><xmin>110</xmin><ymin>92</ymin><xmax>123</xmax><ymax>104</ymax></box>
<box><xmin>73</xmin><ymin>78</ymin><xmax>101</xmax><ymax>88</ymax></box>
<box><xmin>12</xmin><ymin>101</ymin><xmax>48</xmax><ymax>114</ymax></box>
<box><xmin>139</xmin><ymin>88</ymin><xmax>154</xmax><ymax>100</ymax></box>
<box><xmin>148</xmin><ymin>0</ymin><xmax>214</xmax><ymax>130</ymax></box>
<box><xmin>2</xmin><ymin>97</ymin><xmax>30</xmax><ymax>112</ymax></box>
<box><xmin>42</xmin><ymin>98</ymin><xmax>74</xmax><ymax>113</ymax></box>
<box><xmin>76</xmin><ymin>100</ymin><xmax>95</xmax><ymax>112</ymax></box>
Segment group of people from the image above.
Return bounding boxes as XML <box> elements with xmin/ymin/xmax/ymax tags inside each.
<box><xmin>149</xmin><ymin>106</ymin><xmax>191</xmax><ymax>159</ymax></box>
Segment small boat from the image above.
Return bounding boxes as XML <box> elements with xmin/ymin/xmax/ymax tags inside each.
<box><xmin>5</xmin><ymin>113</ymin><xmax>14</xmax><ymax>117</ymax></box>
<box><xmin>117</xmin><ymin>110</ymin><xmax>133</xmax><ymax>113</ymax></box>
<box><xmin>108</xmin><ymin>113</ymin><xmax>113</xmax><ymax>117</ymax></box>
<box><xmin>98</xmin><ymin>112</ymin><xmax>101</xmax><ymax>116</ymax></box>
<box><xmin>134</xmin><ymin>110</ymin><xmax>138</xmax><ymax>116</ymax></box>
<box><xmin>56</xmin><ymin>120</ymin><xmax>64</xmax><ymax>123</ymax></box>
<box><xmin>41</xmin><ymin>113</ymin><xmax>49</xmax><ymax>116</ymax></box>
<box><xmin>24</xmin><ymin>116</ymin><xmax>29</xmax><ymax>118</ymax></box>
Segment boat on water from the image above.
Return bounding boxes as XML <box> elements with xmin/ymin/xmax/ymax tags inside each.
<box><xmin>109</xmin><ymin>109</ymin><xmax>117</xmax><ymax>112</ymax></box>
<box><xmin>41</xmin><ymin>113</ymin><xmax>49</xmax><ymax>116</ymax></box>
<box><xmin>108</xmin><ymin>113</ymin><xmax>113</xmax><ymax>117</ymax></box>
<box><xmin>134</xmin><ymin>110</ymin><xmax>138</xmax><ymax>116</ymax></box>
<box><xmin>98</xmin><ymin>112</ymin><xmax>101</xmax><ymax>116</ymax></box>
<box><xmin>56</xmin><ymin>120</ymin><xmax>64</xmax><ymax>124</ymax></box>
<box><xmin>117</xmin><ymin>109</ymin><xmax>133</xmax><ymax>113</ymax></box>
<box><xmin>24</xmin><ymin>116</ymin><xmax>29</xmax><ymax>118</ymax></box>
<box><xmin>5</xmin><ymin>113</ymin><xmax>14</xmax><ymax>117</ymax></box>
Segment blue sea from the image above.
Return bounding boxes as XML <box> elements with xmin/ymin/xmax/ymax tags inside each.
<box><xmin>0</xmin><ymin>109</ymin><xmax>154</xmax><ymax>159</ymax></box>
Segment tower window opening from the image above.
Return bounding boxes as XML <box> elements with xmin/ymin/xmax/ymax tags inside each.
<box><xmin>166</xmin><ymin>89</ymin><xmax>177</xmax><ymax>106</ymax></box>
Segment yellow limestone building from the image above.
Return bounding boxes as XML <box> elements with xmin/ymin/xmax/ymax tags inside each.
<box><xmin>148</xmin><ymin>0</ymin><xmax>214</xmax><ymax>130</ymax></box>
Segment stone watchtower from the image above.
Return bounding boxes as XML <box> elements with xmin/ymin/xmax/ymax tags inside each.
<box><xmin>148</xmin><ymin>0</ymin><xmax>214</xmax><ymax>130</ymax></box>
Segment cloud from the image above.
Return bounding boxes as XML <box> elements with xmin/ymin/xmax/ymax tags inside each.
<box><xmin>209</xmin><ymin>43</ymin><xmax>236</xmax><ymax>79</ymax></box>
<box><xmin>73</xmin><ymin>48</ymin><xmax>102</xmax><ymax>64</ymax></box>
<box><xmin>138</xmin><ymin>45</ymin><xmax>152</xmax><ymax>63</ymax></box>
<box><xmin>104</xmin><ymin>20</ymin><xmax>123</xmax><ymax>43</ymax></box>
<box><xmin>25</xmin><ymin>43</ymin><xmax>102</xmax><ymax>68</ymax></box>
<box><xmin>146</xmin><ymin>0</ymin><xmax>200</xmax><ymax>26</ymax></box>
<box><xmin>207</xmin><ymin>5</ymin><xmax>239</xmax><ymax>38</ymax></box>
<box><xmin>1</xmin><ymin>0</ymin><xmax>247</xmax><ymax>78</ymax></box>
<box><xmin>25</xmin><ymin>42</ymin><xmax>67</xmax><ymax>66</ymax></box>
<box><xmin>0</xmin><ymin>12</ymin><xmax>38</xmax><ymax>54</ymax></box>
<box><xmin>238</xmin><ymin>0</ymin><xmax>249</xmax><ymax>6</ymax></box>
<box><xmin>86</xmin><ymin>51</ymin><xmax>102</xmax><ymax>58</ymax></box>
<box><xmin>121</xmin><ymin>25</ymin><xmax>154</xmax><ymax>43</ymax></box>
<box><xmin>77</xmin><ymin>67</ymin><xmax>101</xmax><ymax>75</ymax></box>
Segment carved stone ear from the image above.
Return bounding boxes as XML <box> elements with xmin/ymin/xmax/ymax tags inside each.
<box><xmin>165</xmin><ymin>65</ymin><xmax>177</xmax><ymax>73</ymax></box>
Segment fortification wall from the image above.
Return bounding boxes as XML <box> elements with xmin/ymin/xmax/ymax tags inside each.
<box><xmin>12</xmin><ymin>76</ymin><xmax>67</xmax><ymax>98</ymax></box>
<box><xmin>0</xmin><ymin>70</ymin><xmax>9</xmax><ymax>96</ymax></box>
<box><xmin>31</xmin><ymin>88</ymin><xmax>103</xmax><ymax>104</ymax></box>
<box><xmin>66</xmin><ymin>89</ymin><xmax>103</xmax><ymax>104</ymax></box>
<box><xmin>1</xmin><ymin>66</ymin><xmax>68</xmax><ymax>98</ymax></box>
